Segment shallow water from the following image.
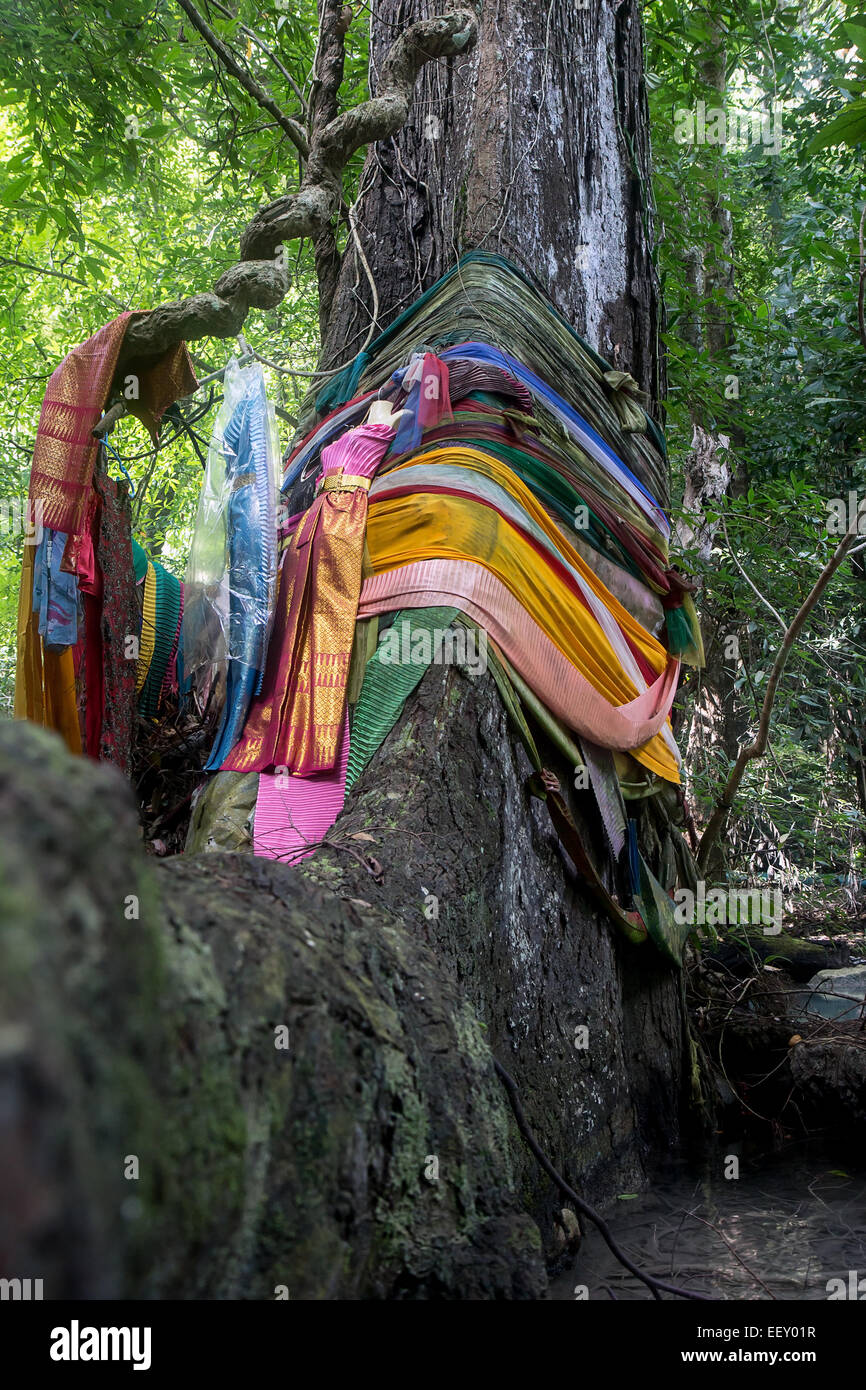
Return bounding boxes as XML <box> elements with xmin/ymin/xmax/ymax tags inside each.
<box><xmin>549</xmin><ymin>1143</ymin><xmax>866</xmax><ymax>1300</ymax></box>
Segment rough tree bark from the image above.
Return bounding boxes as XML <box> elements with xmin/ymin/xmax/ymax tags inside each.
<box><xmin>321</xmin><ymin>0</ymin><xmax>663</xmax><ymax>404</ymax></box>
<box><xmin>0</xmin><ymin>0</ymin><xmax>696</xmax><ymax>1299</ymax></box>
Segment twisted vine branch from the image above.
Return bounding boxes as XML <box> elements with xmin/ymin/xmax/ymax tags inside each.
<box><xmin>116</xmin><ymin>6</ymin><xmax>478</xmax><ymax>373</ymax></box>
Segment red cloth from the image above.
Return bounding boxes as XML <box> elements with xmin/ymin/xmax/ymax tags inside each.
<box><xmin>76</xmin><ymin>474</ymin><xmax>138</xmax><ymax>773</ymax></box>
<box><xmin>27</xmin><ymin>314</ymin><xmax>197</xmax><ymax>572</ymax></box>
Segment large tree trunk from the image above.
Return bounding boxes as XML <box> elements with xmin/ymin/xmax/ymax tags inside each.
<box><xmin>324</xmin><ymin>0</ymin><xmax>663</xmax><ymax>405</ymax></box>
<box><xmin>307</xmin><ymin>0</ymin><xmax>691</xmax><ymax>1242</ymax></box>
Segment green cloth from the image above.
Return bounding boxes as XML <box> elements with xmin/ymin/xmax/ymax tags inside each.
<box><xmin>138</xmin><ymin>556</ymin><xmax>181</xmax><ymax>718</ymax></box>
<box><xmin>309</xmin><ymin>251</ymin><xmax>667</xmax><ymax>509</ymax></box>
<box><xmin>347</xmin><ymin>607</ymin><xmax>460</xmax><ymax>789</ymax></box>
<box><xmin>132</xmin><ymin>538</ymin><xmax>149</xmax><ymax>584</ymax></box>
<box><xmin>638</xmin><ymin>854</ymin><xmax>693</xmax><ymax>968</ymax></box>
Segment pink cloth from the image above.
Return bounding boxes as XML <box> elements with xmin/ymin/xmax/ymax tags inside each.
<box><xmin>319</xmin><ymin>419</ymin><xmax>396</xmax><ymax>482</ymax></box>
<box><xmin>252</xmin><ymin>711</ymin><xmax>350</xmax><ymax>862</ymax></box>
<box><xmin>357</xmin><ymin>559</ymin><xmax>679</xmax><ymax>753</ymax></box>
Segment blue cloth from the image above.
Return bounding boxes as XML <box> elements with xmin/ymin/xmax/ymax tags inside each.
<box><xmin>284</xmin><ymin>339</ymin><xmax>665</xmax><ymax>532</ymax></box>
<box><xmin>438</xmin><ymin>343</ymin><xmax>663</xmax><ymax>520</ymax></box>
<box><xmin>390</xmin><ymin>361</ymin><xmax>426</xmax><ymax>456</ymax></box>
<box><xmin>206</xmin><ymin>373</ymin><xmax>277</xmax><ymax>770</ymax></box>
<box><xmin>627</xmin><ymin>819</ymin><xmax>641</xmax><ymax>899</ymax></box>
<box><xmin>33</xmin><ymin>529</ymin><xmax>79</xmax><ymax>650</ymax></box>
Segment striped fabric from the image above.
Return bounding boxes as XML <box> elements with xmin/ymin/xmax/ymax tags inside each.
<box><xmin>346</xmin><ymin>607</ymin><xmax>460</xmax><ymax>789</ymax></box>
<box><xmin>370</xmin><ymin>454</ymin><xmax>665</xmax><ymax>690</ymax></box>
<box><xmin>357</xmin><ymin>558</ymin><xmax>680</xmax><ymax>782</ymax></box>
<box><xmin>137</xmin><ymin>557</ymin><xmax>182</xmax><ymax>718</ymax></box>
<box><xmin>253</xmin><ymin>712</ymin><xmax>350</xmax><ymax>862</ymax></box>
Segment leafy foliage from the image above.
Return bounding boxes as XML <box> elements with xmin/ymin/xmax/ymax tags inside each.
<box><xmin>647</xmin><ymin>0</ymin><xmax>866</xmax><ymax>887</ymax></box>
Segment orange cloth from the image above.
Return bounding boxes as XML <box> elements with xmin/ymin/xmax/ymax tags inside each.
<box><xmin>16</xmin><ymin>314</ymin><xmax>196</xmax><ymax>748</ymax></box>
<box><xmin>366</xmin><ymin>491</ymin><xmax>668</xmax><ymax>703</ymax></box>
<box><xmin>14</xmin><ymin>538</ymin><xmax>81</xmax><ymax>753</ymax></box>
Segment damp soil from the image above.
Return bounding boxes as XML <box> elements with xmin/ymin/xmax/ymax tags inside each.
<box><xmin>549</xmin><ymin>1140</ymin><xmax>866</xmax><ymax>1300</ymax></box>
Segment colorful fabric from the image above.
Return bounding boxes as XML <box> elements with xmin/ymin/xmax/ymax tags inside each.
<box><xmin>307</xmin><ymin>251</ymin><xmax>668</xmax><ymax>506</ymax></box>
<box><xmin>136</xmin><ymin>561</ymin><xmax>157</xmax><ymax>696</ymax></box>
<box><xmin>137</xmin><ymin>557</ymin><xmax>182</xmax><ymax>719</ymax></box>
<box><xmin>32</xmin><ymin>530</ymin><xmax>79</xmax><ymax>649</ymax></box>
<box><xmin>283</xmin><ymin>356</ymin><xmax>531</xmax><ymax>490</ymax></box>
<box><xmin>370</xmin><ymin>449</ymin><xmax>669</xmax><ymax>684</ymax></box>
<box><xmin>283</xmin><ymin>270</ymin><xmax>701</xmax><ymax>666</ymax></box>
<box><xmin>362</xmin><ymin>469</ymin><xmax>683</xmax><ymax>780</ymax></box>
<box><xmin>29</xmin><ymin>314</ymin><xmax>133</xmax><ymax>545</ymax></box>
<box><xmin>77</xmin><ymin>473</ymin><xmax>139</xmax><ymax>774</ymax></box>
<box><xmin>390</xmin><ymin>352</ymin><xmax>454</xmax><ymax>455</ymax></box>
<box><xmin>132</xmin><ymin>538</ymin><xmax>149</xmax><ymax>584</ymax></box>
<box><xmin>185</xmin><ymin>256</ymin><xmax>699</xmax><ymax>956</ymax></box>
<box><xmin>15</xmin><ymin>533</ymin><xmax>81</xmax><ymax>754</ymax></box>
<box><xmin>15</xmin><ymin>315</ymin><xmax>196</xmax><ymax>753</ymax></box>
<box><xmin>435</xmin><ymin>342</ymin><xmax>668</xmax><ymax>538</ymax></box>
<box><xmin>358</xmin><ymin>559</ymin><xmax>679</xmax><ymax>782</ymax></box>
<box><xmin>28</xmin><ymin>315</ymin><xmax>195</xmax><ymax>565</ymax></box>
<box><xmin>205</xmin><ymin>369</ymin><xmax>280</xmax><ymax>768</ymax></box>
<box><xmin>346</xmin><ymin>607</ymin><xmax>459</xmax><ymax>788</ymax></box>
<box><xmin>222</xmin><ymin>420</ymin><xmax>395</xmax><ymax>774</ymax></box>
<box><xmin>253</xmin><ymin>712</ymin><xmax>350</xmax><ymax>861</ymax></box>
<box><xmin>161</xmin><ymin>583</ymin><xmax>184</xmax><ymax>704</ymax></box>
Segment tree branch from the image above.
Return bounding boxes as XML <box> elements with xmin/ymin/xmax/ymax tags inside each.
<box><xmin>177</xmin><ymin>0</ymin><xmax>309</xmax><ymax>157</ymax></box>
<box><xmin>239</xmin><ymin>24</ymin><xmax>309</xmax><ymax>116</ymax></box>
<box><xmin>719</xmin><ymin>512</ymin><xmax>786</xmax><ymax>633</ymax></box>
<box><xmin>0</xmin><ymin>256</ymin><xmax>125</xmax><ymax>309</ymax></box>
<box><xmin>240</xmin><ymin>10</ymin><xmax>477</xmax><ymax>262</ymax></box>
<box><xmin>696</xmin><ymin>524</ymin><xmax>861</xmax><ymax>872</ymax></box>
<box><xmin>115</xmin><ymin>6</ymin><xmax>478</xmax><ymax>371</ymax></box>
<box><xmin>311</xmin><ymin>11</ymin><xmax>476</xmax><ymax>179</ymax></box>
<box><xmin>308</xmin><ymin>0</ymin><xmax>348</xmax><ymax>134</ymax></box>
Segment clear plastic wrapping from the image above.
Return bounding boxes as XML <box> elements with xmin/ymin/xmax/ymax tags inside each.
<box><xmin>183</xmin><ymin>359</ymin><xmax>280</xmax><ymax>724</ymax></box>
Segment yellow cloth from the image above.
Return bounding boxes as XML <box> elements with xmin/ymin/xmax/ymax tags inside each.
<box><xmin>385</xmin><ymin>447</ymin><xmax>669</xmax><ymax>671</ymax></box>
<box><xmin>136</xmin><ymin>561</ymin><xmax>157</xmax><ymax>695</ymax></box>
<box><xmin>367</xmin><ymin>447</ymin><xmax>678</xmax><ymax>781</ymax></box>
<box><xmin>14</xmin><ymin>540</ymin><xmax>82</xmax><ymax>754</ymax></box>
<box><xmin>222</xmin><ymin>485</ymin><xmax>369</xmax><ymax>774</ymax></box>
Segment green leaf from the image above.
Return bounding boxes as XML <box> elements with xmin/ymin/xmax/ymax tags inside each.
<box><xmin>0</xmin><ymin>175</ymin><xmax>32</xmax><ymax>205</ymax></box>
<box><xmin>87</xmin><ymin>238</ymin><xmax>122</xmax><ymax>260</ymax></box>
<box><xmin>807</xmin><ymin>99</ymin><xmax>866</xmax><ymax>152</ymax></box>
<box><xmin>843</xmin><ymin>21</ymin><xmax>866</xmax><ymax>58</ymax></box>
